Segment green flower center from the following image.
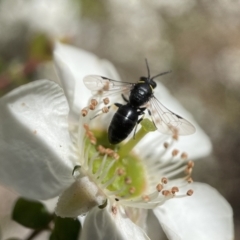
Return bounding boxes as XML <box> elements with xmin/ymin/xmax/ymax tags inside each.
<box><xmin>84</xmin><ymin>119</ymin><xmax>156</xmax><ymax>199</ymax></box>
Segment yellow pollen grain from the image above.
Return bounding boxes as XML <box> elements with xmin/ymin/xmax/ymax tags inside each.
<box><xmin>161</xmin><ymin>177</ymin><xmax>168</xmax><ymax>184</ymax></box>
<box><xmin>187</xmin><ymin>189</ymin><xmax>194</xmax><ymax>196</ymax></box>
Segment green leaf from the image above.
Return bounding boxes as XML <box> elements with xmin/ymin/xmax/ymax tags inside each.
<box><xmin>12</xmin><ymin>198</ymin><xmax>53</xmax><ymax>229</ymax></box>
<box><xmin>50</xmin><ymin>216</ymin><xmax>81</xmax><ymax>240</ymax></box>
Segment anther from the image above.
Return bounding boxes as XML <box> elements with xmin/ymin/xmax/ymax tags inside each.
<box><xmin>172</xmin><ymin>149</ymin><xmax>179</xmax><ymax>157</ymax></box>
<box><xmin>81</xmin><ymin>108</ymin><xmax>88</xmax><ymax>117</ymax></box>
<box><xmin>156</xmin><ymin>183</ymin><xmax>163</xmax><ymax>192</ymax></box>
<box><xmin>171</xmin><ymin>187</ymin><xmax>179</xmax><ymax>194</ymax></box>
<box><xmin>89</xmin><ymin>104</ymin><xmax>95</xmax><ymax>110</ymax></box>
<box><xmin>103</xmin><ymin>82</ymin><xmax>110</xmax><ymax>91</ymax></box>
<box><xmin>103</xmin><ymin>98</ymin><xmax>110</xmax><ymax>105</ymax></box>
<box><xmin>142</xmin><ymin>195</ymin><xmax>150</xmax><ymax>202</ymax></box>
<box><xmin>187</xmin><ymin>189</ymin><xmax>194</xmax><ymax>196</ymax></box>
<box><xmin>129</xmin><ymin>187</ymin><xmax>136</xmax><ymax>194</ymax></box>
<box><xmin>187</xmin><ymin>177</ymin><xmax>193</xmax><ymax>183</ymax></box>
<box><xmin>187</xmin><ymin>161</ymin><xmax>194</xmax><ymax>168</ymax></box>
<box><xmin>161</xmin><ymin>177</ymin><xmax>168</xmax><ymax>184</ymax></box>
<box><xmin>181</xmin><ymin>152</ymin><xmax>188</xmax><ymax>159</ymax></box>
<box><xmin>185</xmin><ymin>167</ymin><xmax>193</xmax><ymax>174</ymax></box>
<box><xmin>83</xmin><ymin>124</ymin><xmax>89</xmax><ymax>131</ymax></box>
<box><xmin>163</xmin><ymin>142</ymin><xmax>169</xmax><ymax>149</ymax></box>
<box><xmin>117</xmin><ymin>168</ymin><xmax>125</xmax><ymax>176</ymax></box>
<box><xmin>97</xmin><ymin>145</ymin><xmax>105</xmax><ymax>154</ymax></box>
<box><xmin>91</xmin><ymin>99</ymin><xmax>98</xmax><ymax>106</ymax></box>
<box><xmin>125</xmin><ymin>177</ymin><xmax>132</xmax><ymax>185</ymax></box>
<box><xmin>162</xmin><ymin>190</ymin><xmax>171</xmax><ymax>196</ymax></box>
<box><xmin>102</xmin><ymin>106</ymin><xmax>109</xmax><ymax>113</ymax></box>
<box><xmin>112</xmin><ymin>206</ymin><xmax>117</xmax><ymax>214</ymax></box>
<box><xmin>112</xmin><ymin>153</ymin><xmax>119</xmax><ymax>160</ymax></box>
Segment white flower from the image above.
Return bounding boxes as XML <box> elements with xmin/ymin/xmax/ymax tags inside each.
<box><xmin>0</xmin><ymin>43</ymin><xmax>234</xmax><ymax>240</ymax></box>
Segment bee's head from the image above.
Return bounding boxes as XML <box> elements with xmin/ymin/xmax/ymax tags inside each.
<box><xmin>144</xmin><ymin>59</ymin><xmax>171</xmax><ymax>89</ymax></box>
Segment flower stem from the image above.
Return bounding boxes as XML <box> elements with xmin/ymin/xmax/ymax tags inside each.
<box><xmin>118</xmin><ymin>119</ymin><xmax>156</xmax><ymax>159</ymax></box>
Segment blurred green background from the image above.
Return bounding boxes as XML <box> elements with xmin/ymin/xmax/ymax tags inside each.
<box><xmin>0</xmin><ymin>0</ymin><xmax>239</xmax><ymax>239</ymax></box>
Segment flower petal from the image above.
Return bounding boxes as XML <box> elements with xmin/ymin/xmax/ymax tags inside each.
<box><xmin>80</xmin><ymin>205</ymin><xmax>150</xmax><ymax>240</ymax></box>
<box><xmin>153</xmin><ymin>182</ymin><xmax>234</xmax><ymax>240</ymax></box>
<box><xmin>54</xmin><ymin>43</ymin><xmax>121</xmax><ymax>116</ymax></box>
<box><xmin>55</xmin><ymin>176</ymin><xmax>106</xmax><ymax>218</ymax></box>
<box><xmin>0</xmin><ymin>80</ymin><xmax>74</xmax><ymax>200</ymax></box>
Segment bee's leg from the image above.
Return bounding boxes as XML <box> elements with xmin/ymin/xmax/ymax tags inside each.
<box><xmin>147</xmin><ymin>109</ymin><xmax>157</xmax><ymax>128</ymax></box>
<box><xmin>133</xmin><ymin>113</ymin><xmax>145</xmax><ymax>139</ymax></box>
<box><xmin>121</xmin><ymin>94</ymin><xmax>129</xmax><ymax>103</ymax></box>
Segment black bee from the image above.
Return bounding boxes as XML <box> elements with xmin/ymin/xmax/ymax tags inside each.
<box><xmin>83</xmin><ymin>60</ymin><xmax>195</xmax><ymax>144</ymax></box>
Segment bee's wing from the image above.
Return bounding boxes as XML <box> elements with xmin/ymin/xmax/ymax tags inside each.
<box><xmin>83</xmin><ymin>75</ymin><xmax>134</xmax><ymax>98</ymax></box>
<box><xmin>148</xmin><ymin>96</ymin><xmax>196</xmax><ymax>135</ymax></box>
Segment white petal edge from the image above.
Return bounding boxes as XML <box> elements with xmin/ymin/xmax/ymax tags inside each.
<box><xmin>54</xmin><ymin>42</ymin><xmax>121</xmax><ymax>116</ymax></box>
<box><xmin>80</xmin><ymin>205</ymin><xmax>150</xmax><ymax>240</ymax></box>
<box><xmin>153</xmin><ymin>182</ymin><xmax>234</xmax><ymax>240</ymax></box>
<box><xmin>0</xmin><ymin>80</ymin><xmax>75</xmax><ymax>199</ymax></box>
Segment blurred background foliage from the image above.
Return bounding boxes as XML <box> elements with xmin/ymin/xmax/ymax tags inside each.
<box><xmin>0</xmin><ymin>0</ymin><xmax>239</xmax><ymax>239</ymax></box>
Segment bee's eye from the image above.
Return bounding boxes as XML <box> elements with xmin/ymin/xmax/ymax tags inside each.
<box><xmin>150</xmin><ymin>80</ymin><xmax>156</xmax><ymax>89</ymax></box>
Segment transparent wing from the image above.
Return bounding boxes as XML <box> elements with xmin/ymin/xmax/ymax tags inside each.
<box><xmin>83</xmin><ymin>75</ymin><xmax>134</xmax><ymax>98</ymax></box>
<box><xmin>148</xmin><ymin>96</ymin><xmax>196</xmax><ymax>135</ymax></box>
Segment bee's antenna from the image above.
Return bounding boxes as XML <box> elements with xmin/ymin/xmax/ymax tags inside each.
<box><xmin>151</xmin><ymin>70</ymin><xmax>172</xmax><ymax>80</ymax></box>
<box><xmin>145</xmin><ymin>58</ymin><xmax>150</xmax><ymax>79</ymax></box>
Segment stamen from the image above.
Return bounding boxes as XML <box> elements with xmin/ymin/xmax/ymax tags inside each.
<box><xmin>187</xmin><ymin>189</ymin><xmax>194</xmax><ymax>196</ymax></box>
<box><xmin>156</xmin><ymin>183</ymin><xmax>163</xmax><ymax>192</ymax></box>
<box><xmin>103</xmin><ymin>98</ymin><xmax>110</xmax><ymax>105</ymax></box>
<box><xmin>81</xmin><ymin>108</ymin><xmax>88</xmax><ymax>117</ymax></box>
<box><xmin>91</xmin><ymin>99</ymin><xmax>98</xmax><ymax>106</ymax></box>
<box><xmin>181</xmin><ymin>152</ymin><xmax>188</xmax><ymax>159</ymax></box>
<box><xmin>172</xmin><ymin>149</ymin><xmax>179</xmax><ymax>157</ymax></box>
<box><xmin>161</xmin><ymin>177</ymin><xmax>168</xmax><ymax>184</ymax></box>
